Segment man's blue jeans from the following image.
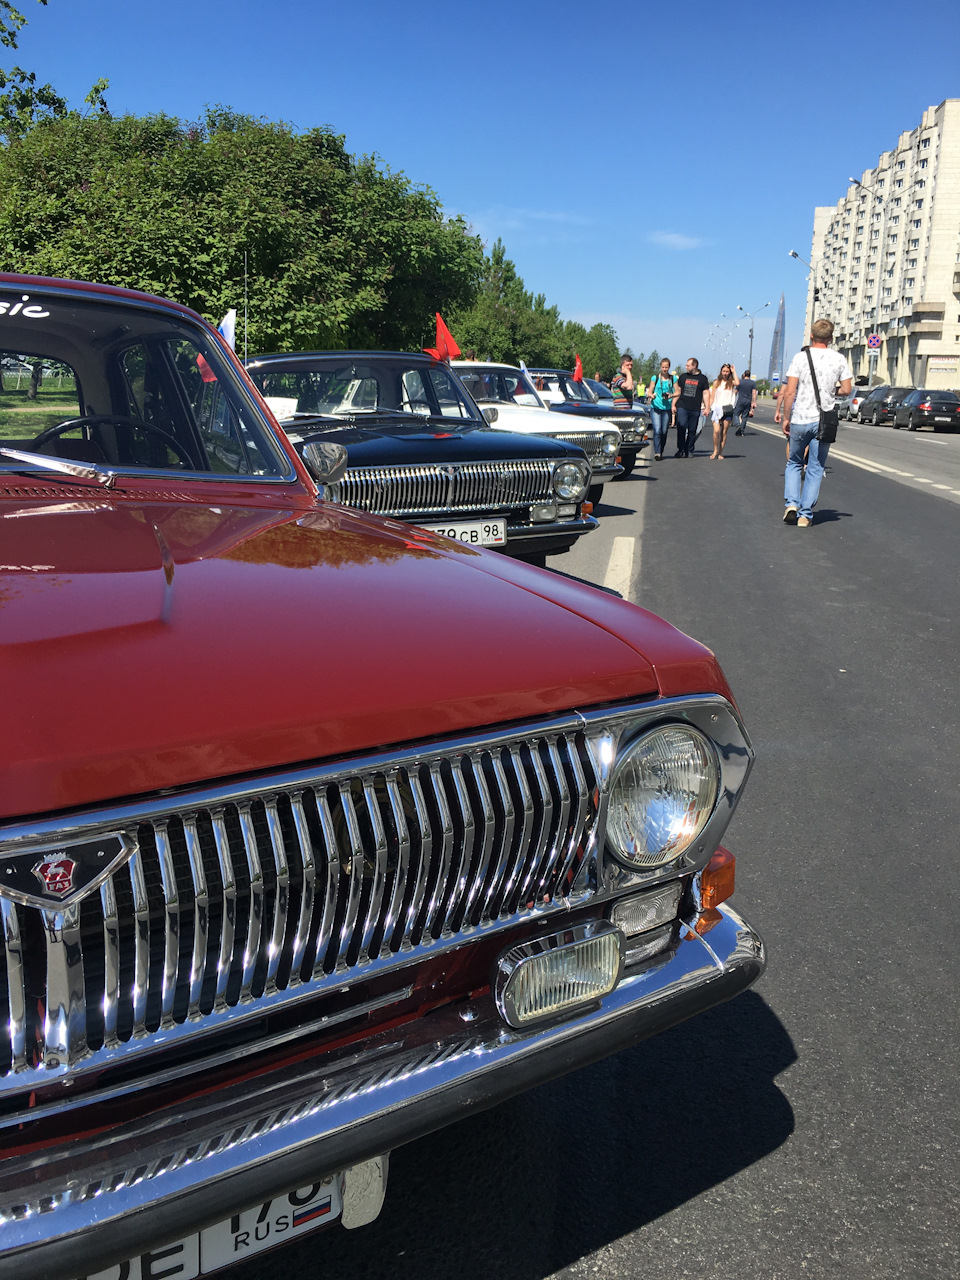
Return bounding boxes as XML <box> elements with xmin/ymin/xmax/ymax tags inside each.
<box><xmin>785</xmin><ymin>420</ymin><xmax>829</xmax><ymax>518</ymax></box>
<box><xmin>733</xmin><ymin>402</ymin><xmax>751</xmax><ymax>432</ymax></box>
<box><xmin>676</xmin><ymin>406</ymin><xmax>699</xmax><ymax>455</ymax></box>
<box><xmin>650</xmin><ymin>407</ymin><xmax>671</xmax><ymax>455</ymax></box>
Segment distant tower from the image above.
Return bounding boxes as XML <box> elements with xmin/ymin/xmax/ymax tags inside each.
<box><xmin>768</xmin><ymin>293</ymin><xmax>785</xmax><ymax>383</ymax></box>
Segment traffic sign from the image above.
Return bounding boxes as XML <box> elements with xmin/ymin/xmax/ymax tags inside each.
<box><xmin>867</xmin><ymin>334</ymin><xmax>881</xmax><ymax>350</ymax></box>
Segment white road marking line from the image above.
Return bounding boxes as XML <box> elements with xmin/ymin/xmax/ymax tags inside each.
<box><xmin>752</xmin><ymin>422</ymin><xmax>957</xmax><ymax>495</ymax></box>
<box><xmin>604</xmin><ymin>536</ymin><xmax>635</xmax><ymax>599</ymax></box>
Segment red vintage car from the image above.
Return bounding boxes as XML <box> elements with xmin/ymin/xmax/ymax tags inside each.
<box><xmin>0</xmin><ymin>275</ymin><xmax>764</xmax><ymax>1279</ymax></box>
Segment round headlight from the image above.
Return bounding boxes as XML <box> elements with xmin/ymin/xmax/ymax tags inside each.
<box><xmin>600</xmin><ymin>432</ymin><xmax>619</xmax><ymax>458</ymax></box>
<box><xmin>606</xmin><ymin>726</ymin><xmax>718</xmax><ymax>868</ymax></box>
<box><xmin>553</xmin><ymin>461</ymin><xmax>588</xmax><ymax>501</ymax></box>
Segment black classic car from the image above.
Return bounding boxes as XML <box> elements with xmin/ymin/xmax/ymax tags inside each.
<box><xmin>530</xmin><ymin>367</ymin><xmax>646</xmax><ymax>478</ymax></box>
<box><xmin>245</xmin><ymin>351</ymin><xmax>598</xmax><ymax>565</ymax></box>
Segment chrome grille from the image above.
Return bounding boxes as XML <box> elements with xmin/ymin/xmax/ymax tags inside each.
<box><xmin>329</xmin><ymin>460</ymin><xmax>556</xmax><ymax>517</ymax></box>
<box><xmin>541</xmin><ymin>431</ymin><xmax>613</xmax><ymax>466</ymax></box>
<box><xmin>0</xmin><ymin>725</ymin><xmax>600</xmax><ymax>1091</ymax></box>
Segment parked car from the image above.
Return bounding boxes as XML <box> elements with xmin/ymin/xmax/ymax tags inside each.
<box><xmin>0</xmin><ymin>273</ymin><xmax>764</xmax><ymax>1280</ymax></box>
<box><xmin>835</xmin><ymin>390</ymin><xmax>853</xmax><ymax>420</ymax></box>
<box><xmin>452</xmin><ymin>360</ymin><xmax>622</xmax><ymax>504</ymax></box>
<box><xmin>858</xmin><ymin>386</ymin><xmax>915</xmax><ymax>425</ymax></box>
<box><xmin>892</xmin><ymin>388</ymin><xmax>960</xmax><ymax>431</ymax></box>
<box><xmin>245</xmin><ymin>351</ymin><xmax>597</xmax><ymax>567</ymax></box>
<box><xmin>583</xmin><ymin>376</ymin><xmax>651</xmax><ymax>473</ymax></box>
<box><xmin>850</xmin><ymin>385</ymin><xmax>881</xmax><ymax>421</ymax></box>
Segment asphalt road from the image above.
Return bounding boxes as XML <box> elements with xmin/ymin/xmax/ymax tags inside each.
<box><xmin>231</xmin><ymin>405</ymin><xmax>959</xmax><ymax>1280</ymax></box>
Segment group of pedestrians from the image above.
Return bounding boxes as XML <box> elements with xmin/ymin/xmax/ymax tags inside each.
<box><xmin>643</xmin><ymin>358</ymin><xmax>757</xmax><ymax>461</ymax></box>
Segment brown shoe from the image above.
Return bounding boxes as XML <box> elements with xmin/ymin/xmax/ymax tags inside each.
<box><xmin>797</xmin><ymin>516</ymin><xmax>812</xmax><ymax>527</ymax></box>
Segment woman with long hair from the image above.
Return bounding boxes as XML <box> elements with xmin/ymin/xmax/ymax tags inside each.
<box><xmin>709</xmin><ymin>363</ymin><xmax>739</xmax><ymax>459</ymax></box>
<box><xmin>646</xmin><ymin>357</ymin><xmax>676</xmax><ymax>460</ymax></box>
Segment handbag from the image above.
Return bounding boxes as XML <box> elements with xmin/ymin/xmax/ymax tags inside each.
<box><xmin>805</xmin><ymin>346</ymin><xmax>839</xmax><ymax>443</ymax></box>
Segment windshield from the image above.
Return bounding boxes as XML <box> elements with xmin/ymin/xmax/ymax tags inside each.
<box><xmin>584</xmin><ymin>379</ymin><xmax>614</xmax><ymax>401</ymax></box>
<box><xmin>455</xmin><ymin>365</ymin><xmax>543</xmax><ymax>409</ymax></box>
<box><xmin>247</xmin><ymin>358</ymin><xmax>481</xmax><ymax>422</ymax></box>
<box><xmin>532</xmin><ymin>372</ymin><xmax>592</xmax><ymax>404</ymax></box>
<box><xmin>0</xmin><ymin>288</ymin><xmax>289</xmax><ymax>479</ymax></box>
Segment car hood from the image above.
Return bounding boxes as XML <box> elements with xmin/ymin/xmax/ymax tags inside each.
<box><xmin>0</xmin><ymin>497</ymin><xmax>725</xmax><ymax>821</ymax></box>
<box><xmin>286</xmin><ymin>418</ymin><xmax>584</xmax><ymax>464</ymax></box>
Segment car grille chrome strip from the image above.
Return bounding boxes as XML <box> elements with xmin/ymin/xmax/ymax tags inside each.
<box><xmin>540</xmin><ymin>431</ymin><xmax>610</xmax><ymax>466</ymax></box>
<box><xmin>329</xmin><ymin>459</ymin><xmax>556</xmax><ymax>517</ymax></box>
<box><xmin>0</xmin><ymin>717</ymin><xmax>627</xmax><ymax>1102</ymax></box>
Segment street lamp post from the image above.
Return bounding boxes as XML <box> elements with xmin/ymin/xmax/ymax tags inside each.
<box><xmin>788</xmin><ymin>249</ymin><xmax>825</xmax><ymax>322</ymax></box>
<box><xmin>736</xmin><ymin>301</ymin><xmax>770</xmax><ymax>372</ymax></box>
<box><xmin>849</xmin><ymin>177</ymin><xmax>887</xmax><ymax>385</ymax></box>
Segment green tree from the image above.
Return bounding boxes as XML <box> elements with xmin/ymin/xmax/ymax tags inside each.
<box><xmin>0</xmin><ymin>1</ymin><xmax>108</xmax><ymax>141</ymax></box>
<box><xmin>451</xmin><ymin>239</ymin><xmax>565</xmax><ymax>365</ymax></box>
<box><xmin>0</xmin><ymin>109</ymin><xmax>483</xmax><ymax>351</ymax></box>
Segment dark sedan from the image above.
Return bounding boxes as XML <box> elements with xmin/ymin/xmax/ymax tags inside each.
<box><xmin>859</xmin><ymin>386</ymin><xmax>915</xmax><ymax>425</ymax></box>
<box><xmin>893</xmin><ymin>389</ymin><xmax>960</xmax><ymax>431</ymax></box>
<box><xmin>246</xmin><ymin>351</ymin><xmax>599</xmax><ymax>565</ymax></box>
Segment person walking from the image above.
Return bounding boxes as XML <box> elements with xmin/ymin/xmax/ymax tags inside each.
<box><xmin>647</xmin><ymin>357</ymin><xmax>676</xmax><ymax>460</ymax></box>
<box><xmin>780</xmin><ymin>318</ymin><xmax>852</xmax><ymax>527</ymax></box>
<box><xmin>610</xmin><ymin>354</ymin><xmax>634</xmax><ymax>407</ymax></box>
<box><xmin>671</xmin><ymin>357</ymin><xmax>710</xmax><ymax>457</ymax></box>
<box><xmin>733</xmin><ymin>367</ymin><xmax>757</xmax><ymax>436</ymax></box>
<box><xmin>708</xmin><ymin>363</ymin><xmax>739</xmax><ymax>459</ymax></box>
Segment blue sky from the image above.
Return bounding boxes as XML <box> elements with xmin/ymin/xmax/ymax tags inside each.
<box><xmin>15</xmin><ymin>0</ymin><xmax>960</xmax><ymax>371</ymax></box>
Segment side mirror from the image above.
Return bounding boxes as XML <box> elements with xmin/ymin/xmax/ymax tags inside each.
<box><xmin>301</xmin><ymin>440</ymin><xmax>348</xmax><ymax>486</ymax></box>
<box><xmin>481</xmin><ymin>405</ymin><xmax>499</xmax><ymax>425</ymax></box>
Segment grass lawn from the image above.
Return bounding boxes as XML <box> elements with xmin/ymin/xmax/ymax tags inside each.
<box><xmin>0</xmin><ymin>384</ymin><xmax>79</xmax><ymax>440</ymax></box>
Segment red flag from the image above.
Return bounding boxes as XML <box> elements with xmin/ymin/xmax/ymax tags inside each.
<box><xmin>572</xmin><ymin>354</ymin><xmax>583</xmax><ymax>382</ymax></box>
<box><xmin>423</xmin><ymin>312</ymin><xmax>462</xmax><ymax>363</ymax></box>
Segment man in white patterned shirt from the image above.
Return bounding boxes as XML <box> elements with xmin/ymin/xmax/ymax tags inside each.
<box><xmin>780</xmin><ymin>318</ymin><xmax>852</xmax><ymax>527</ymax></box>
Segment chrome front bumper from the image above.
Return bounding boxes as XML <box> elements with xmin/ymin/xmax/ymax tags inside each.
<box><xmin>0</xmin><ymin>904</ymin><xmax>764</xmax><ymax>1279</ymax></box>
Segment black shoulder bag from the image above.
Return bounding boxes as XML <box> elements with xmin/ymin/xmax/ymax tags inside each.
<box><xmin>804</xmin><ymin>346</ymin><xmax>839</xmax><ymax>444</ymax></box>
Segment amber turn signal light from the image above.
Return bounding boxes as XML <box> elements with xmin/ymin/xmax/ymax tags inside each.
<box><xmin>700</xmin><ymin>847</ymin><xmax>735</xmax><ymax>909</ymax></box>
<box><xmin>582</xmin><ymin>501</ymin><xmax>594</xmax><ymax>515</ymax></box>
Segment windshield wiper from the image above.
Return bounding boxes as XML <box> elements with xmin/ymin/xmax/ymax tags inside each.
<box><xmin>0</xmin><ymin>446</ymin><xmax>120</xmax><ymax>489</ymax></box>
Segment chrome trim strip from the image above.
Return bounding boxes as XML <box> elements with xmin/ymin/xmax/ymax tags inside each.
<box><xmin>42</xmin><ymin>902</ymin><xmax>87</xmax><ymax>1067</ymax></box>
<box><xmin>154</xmin><ymin>820</ymin><xmax>180</xmax><ymax>1028</ymax></box>
<box><xmin>128</xmin><ymin>847</ymin><xmax>150</xmax><ymax>1035</ymax></box>
<box><xmin>462</xmin><ymin>753</ymin><xmax>495</xmax><ymax>925</ymax></box>
<box><xmin>359</xmin><ymin>778</ymin><xmax>388</xmax><ymax>962</ymax></box>
<box><xmin>0</xmin><ymin>905</ymin><xmax>763</xmax><ymax>1280</ymax></box>
<box><xmin>263</xmin><ymin>800</ymin><xmax>289</xmax><ymax>995</ymax></box>
<box><xmin>0</xmin><ymin>900</ymin><xmax>26</xmax><ymax>1072</ymax></box>
<box><xmin>210</xmin><ymin>811</ymin><xmax>236</xmax><ymax>1011</ymax></box>
<box><xmin>288</xmin><ymin>794</ymin><xmax>316</xmax><ymax>984</ymax></box>
<box><xmin>336</xmin><ymin>783</ymin><xmax>366</xmax><ymax>972</ymax></box>
<box><xmin>237</xmin><ymin>804</ymin><xmax>263</xmax><ymax>1000</ymax></box>
<box><xmin>313</xmin><ymin>789</ymin><xmax>339</xmax><ymax>977</ymax></box>
<box><xmin>182</xmin><ymin>817</ymin><xmax>209</xmax><ymax>1018</ymax></box>
<box><xmin>381</xmin><ymin>770</ymin><xmax>411</xmax><ymax>953</ymax></box>
<box><xmin>100</xmin><ymin>875</ymin><xmax>120</xmax><ymax>1048</ymax></box>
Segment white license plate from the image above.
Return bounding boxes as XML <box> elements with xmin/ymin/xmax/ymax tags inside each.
<box><xmin>83</xmin><ymin>1179</ymin><xmax>341</xmax><ymax>1279</ymax></box>
<box><xmin>420</xmin><ymin>518</ymin><xmax>507</xmax><ymax>546</ymax></box>
<box><xmin>935</xmin><ymin>416</ymin><xmax>951</xmax><ymax>423</ymax></box>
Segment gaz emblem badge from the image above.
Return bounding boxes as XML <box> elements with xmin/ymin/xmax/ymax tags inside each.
<box><xmin>32</xmin><ymin>856</ymin><xmax>78</xmax><ymax>898</ymax></box>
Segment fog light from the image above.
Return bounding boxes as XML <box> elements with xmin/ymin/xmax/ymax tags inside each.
<box><xmin>610</xmin><ymin>882</ymin><xmax>682</xmax><ymax>937</ymax></box>
<box><xmin>531</xmin><ymin>503</ymin><xmax>558</xmax><ymax>522</ymax></box>
<box><xmin>494</xmin><ymin>922</ymin><xmax>624</xmax><ymax>1028</ymax></box>
<box><xmin>557</xmin><ymin>503</ymin><xmax>576</xmax><ymax>517</ymax></box>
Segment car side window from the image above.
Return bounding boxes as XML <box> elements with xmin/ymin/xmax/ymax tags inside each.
<box><xmin>426</xmin><ymin>366</ymin><xmax>472</xmax><ymax>418</ymax></box>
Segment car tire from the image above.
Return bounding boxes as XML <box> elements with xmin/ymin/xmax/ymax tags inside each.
<box><xmin>587</xmin><ymin>484</ymin><xmax>604</xmax><ymax>507</ymax></box>
<box><xmin>908</xmin><ymin>415</ymin><xmax>918</xmax><ymax>431</ymax></box>
<box><xmin>893</xmin><ymin>418</ymin><xmax>900</xmax><ymax>429</ymax></box>
<box><xmin>616</xmin><ymin>457</ymin><xmax>637</xmax><ymax>479</ymax></box>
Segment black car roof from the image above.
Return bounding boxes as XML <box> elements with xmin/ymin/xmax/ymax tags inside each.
<box><xmin>246</xmin><ymin>351</ymin><xmax>441</xmax><ymax>365</ymax></box>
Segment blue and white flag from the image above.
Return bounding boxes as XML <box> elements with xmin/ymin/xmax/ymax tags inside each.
<box><xmin>218</xmin><ymin>309</ymin><xmax>237</xmax><ymax>350</ymax></box>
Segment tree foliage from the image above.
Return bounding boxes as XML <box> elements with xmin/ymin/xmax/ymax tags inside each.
<box><xmin>0</xmin><ymin>108</ymin><xmax>484</xmax><ymax>351</ymax></box>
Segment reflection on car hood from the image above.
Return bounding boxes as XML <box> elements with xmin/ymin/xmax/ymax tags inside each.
<box><xmin>0</xmin><ymin>497</ymin><xmax>719</xmax><ymax>819</ymax></box>
<box><xmin>288</xmin><ymin>418</ymin><xmax>587</xmax><ymax>464</ymax></box>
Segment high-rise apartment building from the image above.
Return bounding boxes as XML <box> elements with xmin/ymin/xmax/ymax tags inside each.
<box><xmin>805</xmin><ymin>98</ymin><xmax>960</xmax><ymax>389</ymax></box>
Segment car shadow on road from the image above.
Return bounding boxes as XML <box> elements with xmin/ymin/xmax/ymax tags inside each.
<box><xmin>241</xmin><ymin>992</ymin><xmax>795</xmax><ymax>1280</ymax></box>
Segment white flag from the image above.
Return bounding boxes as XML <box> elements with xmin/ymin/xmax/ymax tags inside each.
<box><xmin>218</xmin><ymin>309</ymin><xmax>237</xmax><ymax>349</ymax></box>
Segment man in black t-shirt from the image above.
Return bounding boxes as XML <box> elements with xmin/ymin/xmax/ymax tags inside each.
<box><xmin>671</xmin><ymin>357</ymin><xmax>710</xmax><ymax>456</ymax></box>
